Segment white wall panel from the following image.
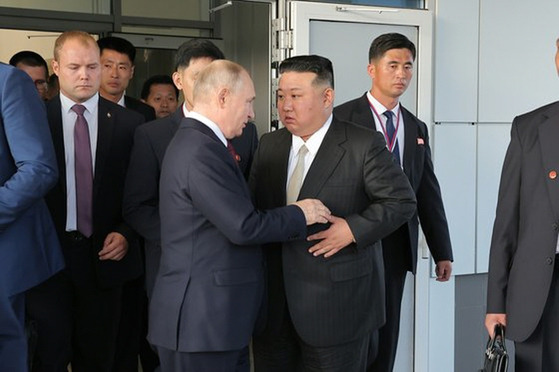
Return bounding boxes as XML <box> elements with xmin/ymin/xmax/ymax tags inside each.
<box><xmin>476</xmin><ymin>123</ymin><xmax>511</xmax><ymax>273</ymax></box>
<box><xmin>433</xmin><ymin>124</ymin><xmax>476</xmax><ymax>275</ymax></box>
<box><xmin>434</xmin><ymin>0</ymin><xmax>479</xmax><ymax>122</ymax></box>
<box><xmin>479</xmin><ymin>0</ymin><xmax>559</xmax><ymax>122</ymax></box>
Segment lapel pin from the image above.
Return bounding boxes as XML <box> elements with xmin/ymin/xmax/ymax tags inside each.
<box><xmin>107</xmin><ymin>112</ymin><xmax>111</xmax><ymax>118</ymax></box>
<box><xmin>550</xmin><ymin>170</ymin><xmax>557</xmax><ymax>180</ymax></box>
<box><xmin>417</xmin><ymin>138</ymin><xmax>424</xmax><ymax>145</ymax></box>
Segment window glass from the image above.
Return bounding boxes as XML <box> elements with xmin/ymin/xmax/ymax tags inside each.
<box><xmin>0</xmin><ymin>0</ymin><xmax>111</xmax><ymax>14</ymax></box>
<box><xmin>121</xmin><ymin>0</ymin><xmax>210</xmax><ymax>21</ymax></box>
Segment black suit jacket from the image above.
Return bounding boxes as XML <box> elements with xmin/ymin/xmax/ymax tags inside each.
<box><xmin>123</xmin><ymin>107</ymin><xmax>258</xmax><ymax>295</ymax></box>
<box><xmin>124</xmin><ymin>95</ymin><xmax>156</xmax><ymax>122</ymax></box>
<box><xmin>334</xmin><ymin>94</ymin><xmax>453</xmax><ymax>273</ymax></box>
<box><xmin>45</xmin><ymin>95</ymin><xmax>144</xmax><ymax>288</ymax></box>
<box><xmin>488</xmin><ymin>101</ymin><xmax>559</xmax><ymax>341</ymax></box>
<box><xmin>250</xmin><ymin>117</ymin><xmax>416</xmax><ymax>347</ymax></box>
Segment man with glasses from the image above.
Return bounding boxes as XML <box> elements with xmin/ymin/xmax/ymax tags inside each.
<box><xmin>9</xmin><ymin>50</ymin><xmax>50</xmax><ymax>101</ymax></box>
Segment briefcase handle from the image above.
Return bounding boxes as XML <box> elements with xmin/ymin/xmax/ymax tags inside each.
<box><xmin>489</xmin><ymin>323</ymin><xmax>506</xmax><ymax>347</ymax></box>
<box><xmin>480</xmin><ymin>323</ymin><xmax>508</xmax><ymax>372</ymax></box>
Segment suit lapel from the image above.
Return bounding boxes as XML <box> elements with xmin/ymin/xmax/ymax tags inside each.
<box><xmin>353</xmin><ymin>94</ymin><xmax>376</xmax><ymax>129</ymax></box>
<box><xmin>48</xmin><ymin>97</ymin><xmax>67</xmax><ymax>195</ymax></box>
<box><xmin>401</xmin><ymin>106</ymin><xmax>418</xmax><ymax>178</ymax></box>
<box><xmin>538</xmin><ymin>106</ymin><xmax>559</xmax><ymax>220</ymax></box>
<box><xmin>188</xmin><ymin>119</ymin><xmax>248</xmax><ymax>191</ymax></box>
<box><xmin>298</xmin><ymin>119</ymin><xmax>346</xmax><ymax>199</ymax></box>
<box><xmin>268</xmin><ymin>130</ymin><xmax>292</xmax><ymax>205</ymax></box>
<box><xmin>94</xmin><ymin>99</ymin><xmax>115</xmax><ymax>201</ymax></box>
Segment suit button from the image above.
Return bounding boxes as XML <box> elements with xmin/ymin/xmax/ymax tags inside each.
<box><xmin>547</xmin><ymin>257</ymin><xmax>554</xmax><ymax>265</ymax></box>
<box><xmin>554</xmin><ymin>223</ymin><xmax>559</xmax><ymax>231</ymax></box>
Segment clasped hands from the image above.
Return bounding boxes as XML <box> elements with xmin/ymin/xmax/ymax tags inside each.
<box><xmin>293</xmin><ymin>199</ymin><xmax>355</xmax><ymax>258</ymax></box>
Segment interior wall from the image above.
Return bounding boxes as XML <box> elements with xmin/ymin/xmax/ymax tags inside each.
<box><xmin>0</xmin><ymin>29</ymin><xmax>60</xmax><ymax>70</ymax></box>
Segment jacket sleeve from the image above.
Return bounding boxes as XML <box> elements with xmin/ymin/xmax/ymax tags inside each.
<box><xmin>0</xmin><ymin>67</ymin><xmax>58</xmax><ymax>232</ymax></box>
<box><xmin>486</xmin><ymin>120</ymin><xmax>522</xmax><ymax>313</ymax></box>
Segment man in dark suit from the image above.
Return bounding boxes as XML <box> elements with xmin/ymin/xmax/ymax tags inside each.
<box><xmin>250</xmin><ymin>55</ymin><xmax>416</xmax><ymax>372</ymax></box>
<box><xmin>0</xmin><ymin>63</ymin><xmax>64</xmax><ymax>371</ymax></box>
<box><xmin>485</xmin><ymin>38</ymin><xmax>559</xmax><ymax>371</ymax></box>
<box><xmin>25</xmin><ymin>31</ymin><xmax>144</xmax><ymax>372</ymax></box>
<box><xmin>124</xmin><ymin>39</ymin><xmax>258</xmax><ymax>372</ymax></box>
<box><xmin>97</xmin><ymin>35</ymin><xmax>159</xmax><ymax>372</ymax></box>
<box><xmin>123</xmin><ymin>39</ymin><xmax>258</xmax><ymax>299</ymax></box>
<box><xmin>334</xmin><ymin>33</ymin><xmax>453</xmax><ymax>371</ymax></box>
<box><xmin>148</xmin><ymin>59</ymin><xmax>330</xmax><ymax>371</ymax></box>
<box><xmin>140</xmin><ymin>74</ymin><xmax>179</xmax><ymax>119</ymax></box>
<box><xmin>98</xmin><ymin>36</ymin><xmax>156</xmax><ymax>122</ymax></box>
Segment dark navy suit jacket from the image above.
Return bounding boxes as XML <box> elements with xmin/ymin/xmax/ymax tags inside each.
<box><xmin>0</xmin><ymin>64</ymin><xmax>64</xmax><ymax>298</ymax></box>
<box><xmin>123</xmin><ymin>107</ymin><xmax>258</xmax><ymax>296</ymax></box>
<box><xmin>148</xmin><ymin>117</ymin><xmax>305</xmax><ymax>352</ymax></box>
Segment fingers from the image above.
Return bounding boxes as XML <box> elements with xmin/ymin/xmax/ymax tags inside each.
<box><xmin>99</xmin><ymin>232</ymin><xmax>128</xmax><ymax>261</ymax></box>
<box><xmin>485</xmin><ymin>314</ymin><xmax>507</xmax><ymax>338</ymax></box>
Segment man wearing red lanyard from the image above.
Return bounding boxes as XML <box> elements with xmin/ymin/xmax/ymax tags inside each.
<box><xmin>334</xmin><ymin>32</ymin><xmax>454</xmax><ymax>372</ymax></box>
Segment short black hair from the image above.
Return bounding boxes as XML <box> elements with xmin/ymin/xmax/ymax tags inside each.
<box><xmin>97</xmin><ymin>36</ymin><xmax>136</xmax><ymax>64</ymax></box>
<box><xmin>279</xmin><ymin>54</ymin><xmax>334</xmax><ymax>89</ymax></box>
<box><xmin>174</xmin><ymin>39</ymin><xmax>224</xmax><ymax>71</ymax></box>
<box><xmin>369</xmin><ymin>33</ymin><xmax>416</xmax><ymax>62</ymax></box>
<box><xmin>141</xmin><ymin>74</ymin><xmax>179</xmax><ymax>100</ymax></box>
<box><xmin>9</xmin><ymin>50</ymin><xmax>48</xmax><ymax>77</ymax></box>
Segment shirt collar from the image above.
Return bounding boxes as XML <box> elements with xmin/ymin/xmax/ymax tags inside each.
<box><xmin>186</xmin><ymin>111</ymin><xmax>227</xmax><ymax>147</ymax></box>
<box><xmin>117</xmin><ymin>93</ymin><xmax>126</xmax><ymax>107</ymax></box>
<box><xmin>366</xmin><ymin>91</ymin><xmax>399</xmax><ymax>117</ymax></box>
<box><xmin>60</xmin><ymin>92</ymin><xmax>99</xmax><ymax>115</ymax></box>
<box><xmin>291</xmin><ymin>114</ymin><xmax>333</xmax><ymax>156</ymax></box>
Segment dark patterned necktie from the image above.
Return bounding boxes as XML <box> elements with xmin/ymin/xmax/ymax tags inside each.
<box><xmin>72</xmin><ymin>104</ymin><xmax>93</xmax><ymax>237</ymax></box>
<box><xmin>384</xmin><ymin>110</ymin><xmax>401</xmax><ymax>165</ymax></box>
<box><xmin>227</xmin><ymin>140</ymin><xmax>240</xmax><ymax>164</ymax></box>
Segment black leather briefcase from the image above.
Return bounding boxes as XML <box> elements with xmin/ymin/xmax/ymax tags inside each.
<box><xmin>480</xmin><ymin>324</ymin><xmax>509</xmax><ymax>372</ymax></box>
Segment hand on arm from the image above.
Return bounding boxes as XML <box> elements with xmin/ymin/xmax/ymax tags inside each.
<box><xmin>485</xmin><ymin>313</ymin><xmax>507</xmax><ymax>339</ymax></box>
<box><xmin>293</xmin><ymin>199</ymin><xmax>331</xmax><ymax>225</ymax></box>
<box><xmin>99</xmin><ymin>232</ymin><xmax>129</xmax><ymax>261</ymax></box>
<box><xmin>435</xmin><ymin>260</ymin><xmax>452</xmax><ymax>282</ymax></box>
<box><xmin>307</xmin><ymin>215</ymin><xmax>355</xmax><ymax>258</ymax></box>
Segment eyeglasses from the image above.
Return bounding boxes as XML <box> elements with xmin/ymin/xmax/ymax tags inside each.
<box><xmin>34</xmin><ymin>79</ymin><xmax>48</xmax><ymax>90</ymax></box>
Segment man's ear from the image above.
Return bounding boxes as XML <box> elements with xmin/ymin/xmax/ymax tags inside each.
<box><xmin>218</xmin><ymin>88</ymin><xmax>229</xmax><ymax>107</ymax></box>
<box><xmin>323</xmin><ymin>87</ymin><xmax>334</xmax><ymax>108</ymax></box>
<box><xmin>130</xmin><ymin>65</ymin><xmax>135</xmax><ymax>79</ymax></box>
<box><xmin>367</xmin><ymin>62</ymin><xmax>376</xmax><ymax>80</ymax></box>
<box><xmin>52</xmin><ymin>60</ymin><xmax>59</xmax><ymax>76</ymax></box>
<box><xmin>172</xmin><ymin>71</ymin><xmax>182</xmax><ymax>90</ymax></box>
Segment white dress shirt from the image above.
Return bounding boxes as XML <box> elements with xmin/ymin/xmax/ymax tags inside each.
<box><xmin>286</xmin><ymin>114</ymin><xmax>333</xmax><ymax>193</ymax></box>
<box><xmin>60</xmin><ymin>92</ymin><xmax>99</xmax><ymax>232</ymax></box>
<box><xmin>367</xmin><ymin>91</ymin><xmax>405</xmax><ymax>165</ymax></box>
<box><xmin>187</xmin><ymin>111</ymin><xmax>228</xmax><ymax>147</ymax></box>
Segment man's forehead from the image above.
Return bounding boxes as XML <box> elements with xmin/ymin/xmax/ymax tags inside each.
<box><xmin>101</xmin><ymin>49</ymin><xmax>132</xmax><ymax>63</ymax></box>
<box><xmin>280</xmin><ymin>71</ymin><xmax>316</xmax><ymax>83</ymax></box>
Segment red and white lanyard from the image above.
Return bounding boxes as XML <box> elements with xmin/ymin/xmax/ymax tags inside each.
<box><xmin>368</xmin><ymin>99</ymin><xmax>401</xmax><ymax>153</ymax></box>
